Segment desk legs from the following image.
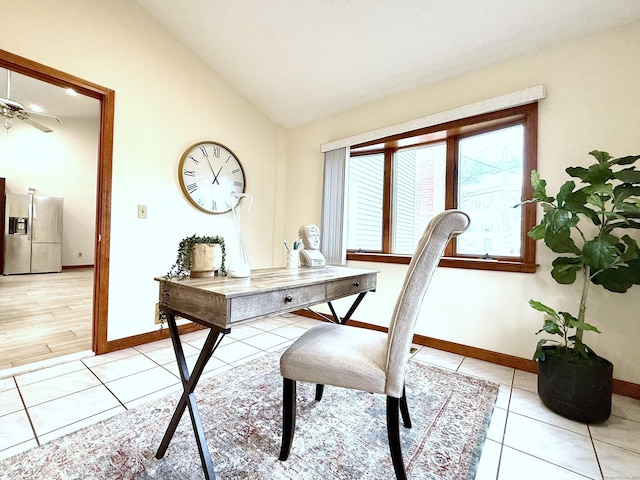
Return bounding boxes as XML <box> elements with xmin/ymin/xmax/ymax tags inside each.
<box><xmin>338</xmin><ymin>291</ymin><xmax>367</xmax><ymax>324</ymax></box>
<box><xmin>316</xmin><ymin>291</ymin><xmax>369</xmax><ymax>325</ymax></box>
<box><xmin>155</xmin><ymin>313</ymin><xmax>224</xmax><ymax>480</ymax></box>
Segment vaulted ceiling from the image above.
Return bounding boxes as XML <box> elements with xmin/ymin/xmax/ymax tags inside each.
<box><xmin>4</xmin><ymin>2</ymin><xmax>640</xmax><ymax>130</ymax></box>
<box><xmin>135</xmin><ymin>0</ymin><xmax>640</xmax><ymax>128</ymax></box>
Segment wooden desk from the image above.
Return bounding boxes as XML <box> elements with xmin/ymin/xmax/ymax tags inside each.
<box><xmin>154</xmin><ymin>266</ymin><xmax>378</xmax><ymax>480</ymax></box>
<box><xmin>156</xmin><ymin>266</ymin><xmax>377</xmax><ymax>330</ymax></box>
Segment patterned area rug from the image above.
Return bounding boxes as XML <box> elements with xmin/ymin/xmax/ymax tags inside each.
<box><xmin>0</xmin><ymin>351</ymin><xmax>498</xmax><ymax>479</ymax></box>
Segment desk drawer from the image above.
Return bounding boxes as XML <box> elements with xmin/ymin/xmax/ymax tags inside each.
<box><xmin>326</xmin><ymin>274</ymin><xmax>376</xmax><ymax>300</ymax></box>
<box><xmin>230</xmin><ymin>284</ymin><xmax>326</xmax><ymax>322</ymax></box>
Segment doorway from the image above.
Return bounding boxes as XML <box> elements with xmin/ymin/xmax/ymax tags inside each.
<box><xmin>0</xmin><ymin>48</ymin><xmax>114</xmax><ymax>367</ymax></box>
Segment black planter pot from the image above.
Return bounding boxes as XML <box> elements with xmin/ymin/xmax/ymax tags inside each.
<box><xmin>537</xmin><ymin>347</ymin><xmax>613</xmax><ymax>424</ymax></box>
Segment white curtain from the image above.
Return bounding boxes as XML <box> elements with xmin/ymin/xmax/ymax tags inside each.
<box><xmin>321</xmin><ymin>147</ymin><xmax>349</xmax><ymax>265</ymax></box>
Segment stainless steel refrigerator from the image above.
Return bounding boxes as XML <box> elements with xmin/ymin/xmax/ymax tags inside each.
<box><xmin>3</xmin><ymin>193</ymin><xmax>63</xmax><ymax>275</ymax></box>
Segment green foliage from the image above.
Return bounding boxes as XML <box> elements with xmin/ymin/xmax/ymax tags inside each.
<box><xmin>524</xmin><ymin>150</ymin><xmax>640</xmax><ymax>360</ymax></box>
<box><xmin>530</xmin><ymin>300</ymin><xmax>600</xmax><ymax>361</ymax></box>
<box><xmin>165</xmin><ymin>235</ymin><xmax>226</xmax><ymax>279</ymax></box>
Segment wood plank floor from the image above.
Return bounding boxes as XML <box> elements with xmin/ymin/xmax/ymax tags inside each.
<box><xmin>0</xmin><ymin>269</ymin><xmax>93</xmax><ymax>370</ymax></box>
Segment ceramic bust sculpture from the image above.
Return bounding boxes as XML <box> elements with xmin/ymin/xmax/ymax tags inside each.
<box><xmin>298</xmin><ymin>224</ymin><xmax>326</xmax><ymax>267</ymax></box>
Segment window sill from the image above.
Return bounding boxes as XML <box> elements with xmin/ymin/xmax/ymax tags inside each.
<box><xmin>346</xmin><ymin>252</ymin><xmax>537</xmax><ymax>273</ymax></box>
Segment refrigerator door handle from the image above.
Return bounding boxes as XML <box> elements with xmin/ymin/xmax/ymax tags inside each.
<box><xmin>28</xmin><ymin>201</ymin><xmax>34</xmax><ymax>242</ymax></box>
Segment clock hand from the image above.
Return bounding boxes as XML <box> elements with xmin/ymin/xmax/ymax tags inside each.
<box><xmin>200</xmin><ymin>147</ymin><xmax>218</xmax><ymax>179</ymax></box>
<box><xmin>211</xmin><ymin>165</ymin><xmax>224</xmax><ymax>185</ymax></box>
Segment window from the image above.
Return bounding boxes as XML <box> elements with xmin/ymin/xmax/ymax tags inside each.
<box><xmin>345</xmin><ymin>103</ymin><xmax>538</xmax><ymax>273</ymax></box>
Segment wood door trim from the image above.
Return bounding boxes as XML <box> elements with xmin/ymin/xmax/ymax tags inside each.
<box><xmin>0</xmin><ymin>48</ymin><xmax>114</xmax><ymax>354</ymax></box>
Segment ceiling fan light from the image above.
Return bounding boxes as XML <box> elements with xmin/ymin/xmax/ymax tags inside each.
<box><xmin>4</xmin><ymin>116</ymin><xmax>12</xmax><ymax>130</ymax></box>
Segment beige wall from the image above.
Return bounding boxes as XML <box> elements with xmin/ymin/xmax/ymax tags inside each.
<box><xmin>1</xmin><ymin>0</ymin><xmax>285</xmax><ymax>339</ymax></box>
<box><xmin>3</xmin><ymin>1</ymin><xmax>639</xmax><ymax>385</ymax></box>
<box><xmin>284</xmin><ymin>20</ymin><xmax>640</xmax><ymax>384</ymax></box>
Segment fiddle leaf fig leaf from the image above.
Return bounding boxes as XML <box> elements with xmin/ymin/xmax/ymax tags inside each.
<box><xmin>559</xmin><ymin>311</ymin><xmax>579</xmax><ymax>328</ymax></box>
<box><xmin>617</xmin><ymin>201</ymin><xmax>640</xmax><ymax>214</ymax></box>
<box><xmin>545</xmin><ymin>227</ymin><xmax>580</xmax><ymax>254</ymax></box>
<box><xmin>531</xmin><ymin>170</ymin><xmax>554</xmax><ymax>202</ymax></box>
<box><xmin>575</xmin><ymin>321</ymin><xmax>600</xmax><ymax>333</ymax></box>
<box><xmin>529</xmin><ymin>299</ymin><xmax>560</xmax><ymax>319</ymax></box>
<box><xmin>621</xmin><ymin>235</ymin><xmax>640</xmax><ymax>262</ymax></box>
<box><xmin>592</xmin><ymin>266</ymin><xmax>636</xmax><ymax>293</ymax></box>
<box><xmin>583</xmin><ymin>238</ymin><xmax>618</xmax><ymax>271</ymax></box>
<box><xmin>612</xmin><ymin>154</ymin><xmax>640</xmax><ymax>166</ymax></box>
<box><xmin>582</xmin><ymin>163</ymin><xmax>614</xmax><ymax>185</ymax></box>
<box><xmin>561</xmin><ymin>311</ymin><xmax>600</xmax><ymax>333</ymax></box>
<box><xmin>589</xmin><ymin>150</ymin><xmax>613</xmax><ymax>164</ymax></box>
<box><xmin>537</xmin><ymin>319</ymin><xmax>563</xmax><ymax>336</ymax></box>
<box><xmin>534</xmin><ymin>338</ymin><xmax>555</xmax><ymax>361</ymax></box>
<box><xmin>551</xmin><ymin>257</ymin><xmax>581</xmax><ymax>284</ymax></box>
<box><xmin>547</xmin><ymin>207</ymin><xmax>579</xmax><ymax>232</ymax></box>
<box><xmin>566</xmin><ymin>189</ymin><xmax>600</xmax><ymax>224</ymax></box>
<box><xmin>583</xmin><ymin>183</ymin><xmax>615</xmax><ymax>197</ymax></box>
<box><xmin>565</xmin><ymin>166</ymin><xmax>588</xmax><ymax>181</ymax></box>
<box><xmin>613</xmin><ymin>184</ymin><xmax>640</xmax><ymax>203</ymax></box>
<box><xmin>613</xmin><ymin>167</ymin><xmax>640</xmax><ymax>183</ymax></box>
<box><xmin>602</xmin><ymin>211</ymin><xmax>627</xmax><ymax>223</ymax></box>
<box><xmin>586</xmin><ymin>193</ymin><xmax>605</xmax><ymax>211</ymax></box>
<box><xmin>556</xmin><ymin>181</ymin><xmax>575</xmax><ymax>205</ymax></box>
<box><xmin>527</xmin><ymin>222</ymin><xmax>546</xmax><ymax>240</ymax></box>
<box><xmin>628</xmin><ymin>258</ymin><xmax>640</xmax><ymax>283</ymax></box>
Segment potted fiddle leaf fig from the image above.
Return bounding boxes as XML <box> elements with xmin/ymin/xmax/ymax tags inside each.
<box><xmin>523</xmin><ymin>150</ymin><xmax>640</xmax><ymax>423</ymax></box>
<box><xmin>165</xmin><ymin>234</ymin><xmax>226</xmax><ymax>279</ymax></box>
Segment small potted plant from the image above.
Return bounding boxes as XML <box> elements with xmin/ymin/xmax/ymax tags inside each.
<box><xmin>523</xmin><ymin>150</ymin><xmax>640</xmax><ymax>423</ymax></box>
<box><xmin>166</xmin><ymin>234</ymin><xmax>226</xmax><ymax>279</ymax></box>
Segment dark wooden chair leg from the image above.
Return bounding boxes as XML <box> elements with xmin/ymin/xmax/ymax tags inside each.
<box><xmin>279</xmin><ymin>378</ymin><xmax>297</xmax><ymax>461</ymax></box>
<box><xmin>315</xmin><ymin>384</ymin><xmax>324</xmax><ymax>401</ymax></box>
<box><xmin>387</xmin><ymin>396</ymin><xmax>407</xmax><ymax>480</ymax></box>
<box><xmin>399</xmin><ymin>385</ymin><xmax>411</xmax><ymax>428</ymax></box>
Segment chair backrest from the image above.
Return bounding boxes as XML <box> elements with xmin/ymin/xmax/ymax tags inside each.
<box><xmin>384</xmin><ymin>210</ymin><xmax>470</xmax><ymax>397</ymax></box>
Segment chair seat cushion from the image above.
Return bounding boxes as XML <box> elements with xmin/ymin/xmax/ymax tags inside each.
<box><xmin>280</xmin><ymin>322</ymin><xmax>388</xmax><ymax>395</ymax></box>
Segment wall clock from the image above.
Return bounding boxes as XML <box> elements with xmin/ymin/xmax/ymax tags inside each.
<box><xmin>178</xmin><ymin>141</ymin><xmax>246</xmax><ymax>214</ymax></box>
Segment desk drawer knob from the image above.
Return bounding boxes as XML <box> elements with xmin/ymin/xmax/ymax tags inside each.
<box><xmin>284</xmin><ymin>295</ymin><xmax>293</xmax><ymax>303</ymax></box>
<box><xmin>353</xmin><ymin>281</ymin><xmax>360</xmax><ymax>287</ymax></box>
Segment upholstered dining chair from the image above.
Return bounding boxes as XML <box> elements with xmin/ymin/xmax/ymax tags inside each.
<box><xmin>278</xmin><ymin>209</ymin><xmax>470</xmax><ymax>480</ymax></box>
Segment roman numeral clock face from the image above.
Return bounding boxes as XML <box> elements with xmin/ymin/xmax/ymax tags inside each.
<box><xmin>178</xmin><ymin>141</ymin><xmax>246</xmax><ymax>214</ymax></box>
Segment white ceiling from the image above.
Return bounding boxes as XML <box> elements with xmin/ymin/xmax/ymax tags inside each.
<box><xmin>135</xmin><ymin>0</ymin><xmax>640</xmax><ymax>128</ymax></box>
<box><xmin>0</xmin><ymin>68</ymin><xmax>100</xmax><ymax>125</ymax></box>
<box><xmin>4</xmin><ymin>2</ymin><xmax>640</xmax><ymax>130</ymax></box>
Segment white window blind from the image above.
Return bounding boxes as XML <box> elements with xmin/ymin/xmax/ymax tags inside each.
<box><xmin>320</xmin><ymin>147</ymin><xmax>349</xmax><ymax>265</ymax></box>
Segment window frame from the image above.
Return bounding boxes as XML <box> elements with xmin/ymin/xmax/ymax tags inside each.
<box><xmin>346</xmin><ymin>102</ymin><xmax>538</xmax><ymax>273</ymax></box>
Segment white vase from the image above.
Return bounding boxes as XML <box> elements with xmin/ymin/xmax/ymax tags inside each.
<box><xmin>228</xmin><ymin>193</ymin><xmax>253</xmax><ymax>278</ymax></box>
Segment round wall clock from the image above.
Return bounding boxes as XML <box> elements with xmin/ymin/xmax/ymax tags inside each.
<box><xmin>178</xmin><ymin>141</ymin><xmax>246</xmax><ymax>214</ymax></box>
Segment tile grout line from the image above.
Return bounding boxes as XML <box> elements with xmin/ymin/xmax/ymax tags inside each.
<box><xmin>12</xmin><ymin>376</ymin><xmax>40</xmax><ymax>448</ymax></box>
<box><xmin>85</xmin><ymin>364</ymin><xmax>130</xmax><ymax>411</ymax></box>
<box><xmin>491</xmin><ymin>370</ymin><xmax>517</xmax><ymax>479</ymax></box>
<box><xmin>587</xmin><ymin>424</ymin><xmax>606</xmax><ymax>480</ymax></box>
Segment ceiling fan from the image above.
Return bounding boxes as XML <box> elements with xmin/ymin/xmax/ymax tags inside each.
<box><xmin>1</xmin><ymin>69</ymin><xmax>61</xmax><ymax>133</ymax></box>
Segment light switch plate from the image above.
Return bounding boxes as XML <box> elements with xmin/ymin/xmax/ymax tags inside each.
<box><xmin>138</xmin><ymin>204</ymin><xmax>147</xmax><ymax>218</ymax></box>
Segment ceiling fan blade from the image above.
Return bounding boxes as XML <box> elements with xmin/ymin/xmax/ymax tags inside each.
<box><xmin>17</xmin><ymin>114</ymin><xmax>54</xmax><ymax>133</ymax></box>
<box><xmin>2</xmin><ymin>71</ymin><xmax>60</xmax><ymax>132</ymax></box>
<box><xmin>0</xmin><ymin>97</ymin><xmax>24</xmax><ymax>112</ymax></box>
<box><xmin>25</xmin><ymin>110</ymin><xmax>61</xmax><ymax>123</ymax></box>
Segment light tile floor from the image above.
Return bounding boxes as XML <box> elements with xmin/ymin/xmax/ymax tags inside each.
<box><xmin>1</xmin><ymin>313</ymin><xmax>639</xmax><ymax>479</ymax></box>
